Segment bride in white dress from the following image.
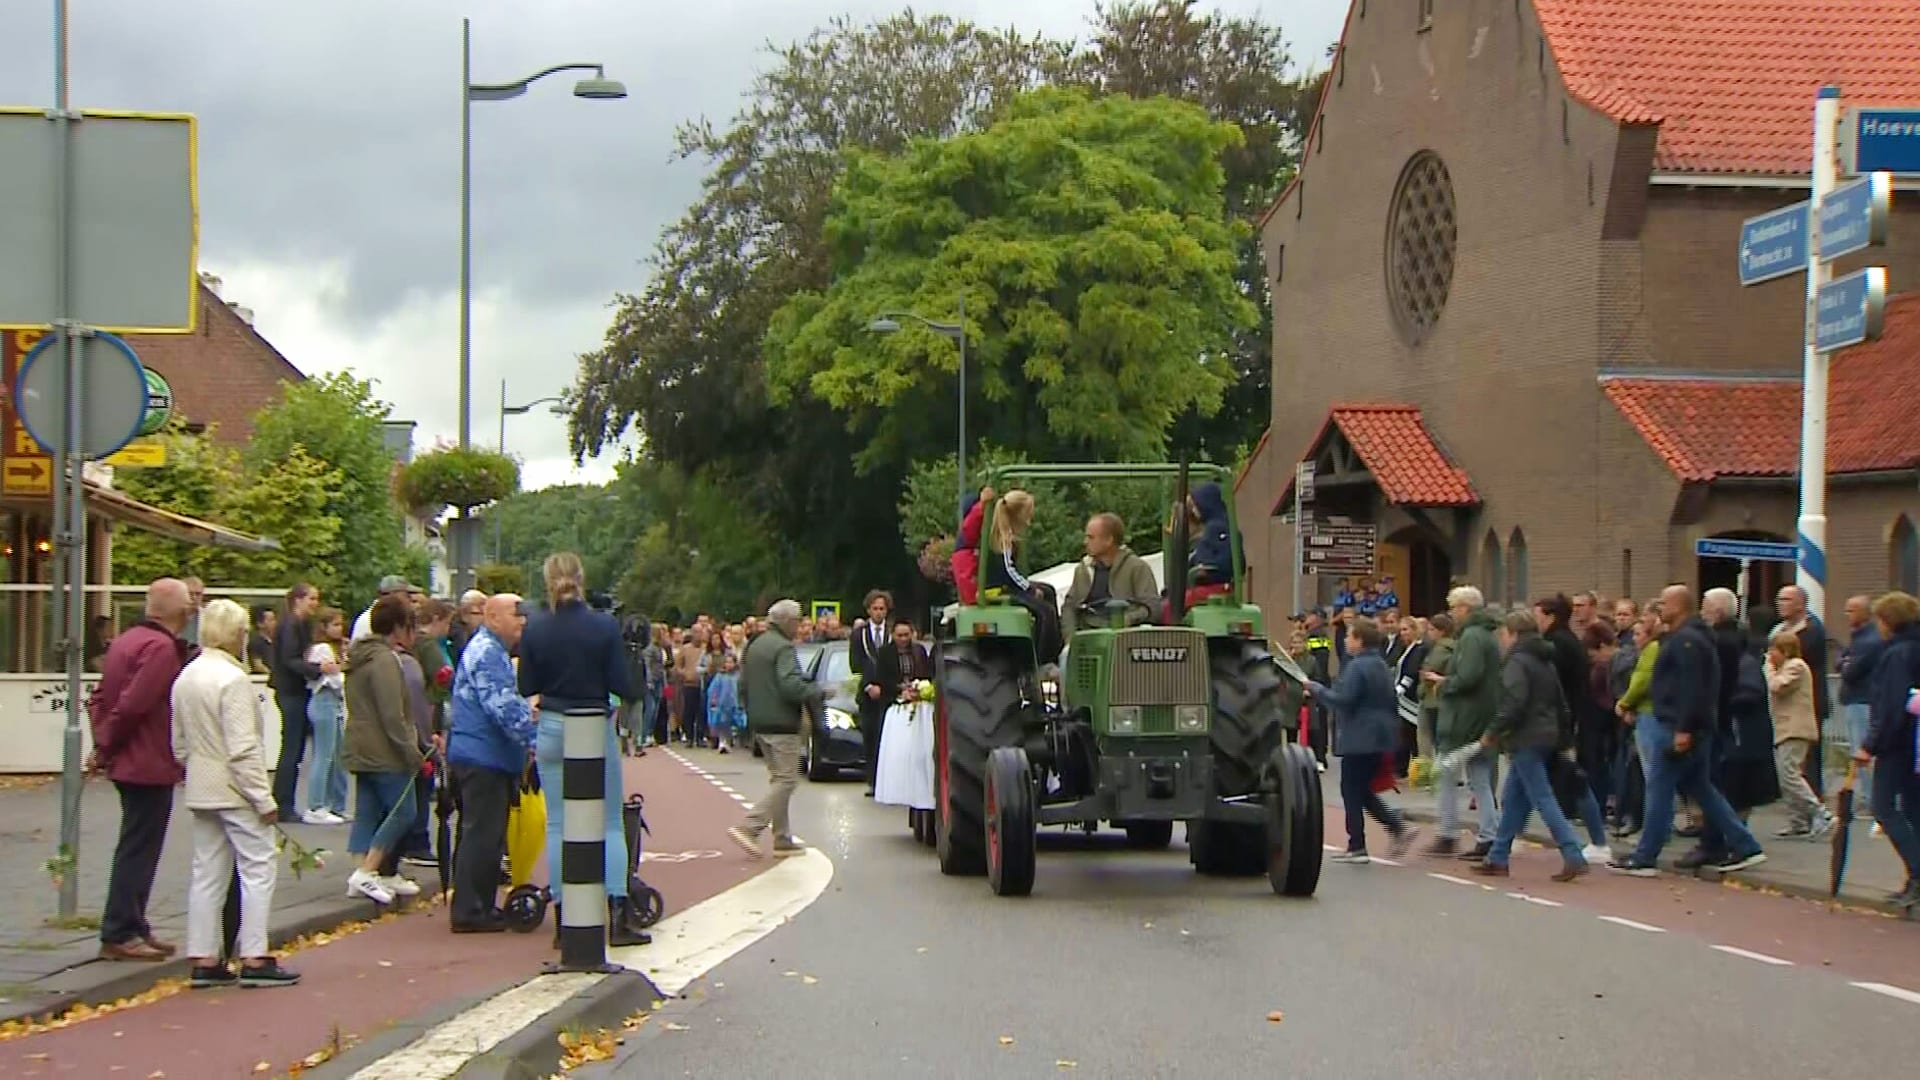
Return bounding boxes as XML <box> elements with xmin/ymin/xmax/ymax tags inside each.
<box><xmin>873</xmin><ymin>684</ymin><xmax>936</xmax><ymax>810</ymax></box>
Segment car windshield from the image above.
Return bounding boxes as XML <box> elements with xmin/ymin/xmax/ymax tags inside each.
<box><xmin>818</xmin><ymin>646</ymin><xmax>851</xmax><ymax>685</ymax></box>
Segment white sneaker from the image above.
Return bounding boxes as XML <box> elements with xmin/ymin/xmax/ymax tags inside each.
<box><xmin>303</xmin><ymin>809</ymin><xmax>344</xmax><ymax>826</ymax></box>
<box><xmin>1583</xmin><ymin>844</ymin><xmax>1612</xmax><ymax>865</ymax></box>
<box><xmin>380</xmin><ymin>874</ymin><xmax>421</xmax><ymax>898</ymax></box>
<box><xmin>348</xmin><ymin>869</ymin><xmax>394</xmax><ymax>905</ymax></box>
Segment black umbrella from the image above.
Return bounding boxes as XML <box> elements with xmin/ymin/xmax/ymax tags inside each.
<box><xmin>1829</xmin><ymin>762</ymin><xmax>1858</xmax><ymax>898</ymax></box>
<box><xmin>434</xmin><ymin>750</ymin><xmax>457</xmax><ymax>894</ymax></box>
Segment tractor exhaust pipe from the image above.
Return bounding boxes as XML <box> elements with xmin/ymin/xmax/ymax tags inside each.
<box><xmin>1169</xmin><ymin>457</ymin><xmax>1190</xmax><ymax>624</ymax></box>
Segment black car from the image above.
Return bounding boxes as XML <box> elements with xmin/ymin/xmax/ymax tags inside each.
<box><xmin>799</xmin><ymin>640</ymin><xmax>866</xmax><ymax>780</ymax></box>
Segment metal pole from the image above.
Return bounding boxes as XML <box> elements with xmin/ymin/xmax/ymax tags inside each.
<box><xmin>955</xmin><ymin>293</ymin><xmax>966</xmax><ymax>535</ymax></box>
<box><xmin>1293</xmin><ymin>476</ymin><xmax>1304</xmax><ymax>619</ymax></box>
<box><xmin>453</xmin><ymin>18</ymin><xmax>475</xmax><ymax>593</ymax></box>
<box><xmin>494</xmin><ymin>379</ymin><xmax>505</xmax><ymax>562</ymax></box>
<box><xmin>1796</xmin><ymin>85</ymin><xmax>1840</xmax><ymax>627</ymax></box>
<box><xmin>51</xmin><ymin>0</ymin><xmax>85</xmax><ymax>921</ymax></box>
<box><xmin>1736</xmin><ymin>558</ymin><xmax>1751</xmax><ymax>630</ymax></box>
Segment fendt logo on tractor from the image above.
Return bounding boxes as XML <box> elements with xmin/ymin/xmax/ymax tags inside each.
<box><xmin>1127</xmin><ymin>646</ymin><xmax>1189</xmax><ymax>663</ymax></box>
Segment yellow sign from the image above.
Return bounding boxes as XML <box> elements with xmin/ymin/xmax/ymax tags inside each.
<box><xmin>105</xmin><ymin>442</ymin><xmax>166</xmax><ymax>468</ymax></box>
<box><xmin>3</xmin><ymin>454</ymin><xmax>50</xmax><ymax>496</ymax></box>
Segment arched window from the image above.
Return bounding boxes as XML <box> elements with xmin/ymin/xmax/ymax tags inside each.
<box><xmin>1508</xmin><ymin>527</ymin><xmax>1530</xmax><ymax>608</ymax></box>
<box><xmin>1480</xmin><ymin>530</ymin><xmax>1504</xmax><ymax>609</ymax></box>
<box><xmin>1893</xmin><ymin>515</ymin><xmax>1920</xmax><ymax>595</ymax></box>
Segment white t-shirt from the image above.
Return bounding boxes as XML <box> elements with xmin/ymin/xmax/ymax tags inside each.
<box><xmin>352</xmin><ymin>606</ymin><xmax>374</xmax><ymax>642</ymax></box>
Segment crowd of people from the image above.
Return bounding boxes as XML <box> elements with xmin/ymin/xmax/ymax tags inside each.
<box><xmin>1287</xmin><ymin>580</ymin><xmax>1920</xmax><ymax>903</ymax></box>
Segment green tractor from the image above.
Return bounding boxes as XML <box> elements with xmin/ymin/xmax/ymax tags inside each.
<box><xmin>929</xmin><ymin>462</ymin><xmax>1322</xmax><ymax>898</ymax></box>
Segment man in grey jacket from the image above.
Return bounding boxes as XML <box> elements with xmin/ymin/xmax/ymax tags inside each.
<box><xmin>728</xmin><ymin>599</ymin><xmax>824</xmax><ymax>859</ymax></box>
<box><xmin>1060</xmin><ymin>513</ymin><xmax>1161</xmax><ymax>636</ymax></box>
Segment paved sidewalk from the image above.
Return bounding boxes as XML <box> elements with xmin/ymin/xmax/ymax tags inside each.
<box><xmin>1338</xmin><ymin>759</ymin><xmax>1916</xmax><ymax>917</ymax></box>
<box><xmin>0</xmin><ymin>774</ymin><xmax>386</xmax><ymax>1025</ymax></box>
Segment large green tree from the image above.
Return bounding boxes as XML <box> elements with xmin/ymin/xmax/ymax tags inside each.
<box><xmin>766</xmin><ymin>88</ymin><xmax>1254</xmax><ymax>470</ymax></box>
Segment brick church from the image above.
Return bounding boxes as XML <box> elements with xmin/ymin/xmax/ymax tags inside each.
<box><xmin>1234</xmin><ymin>0</ymin><xmax>1920</xmax><ymax>620</ymax></box>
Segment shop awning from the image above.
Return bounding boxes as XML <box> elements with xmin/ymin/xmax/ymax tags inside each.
<box><xmin>84</xmin><ymin>482</ymin><xmax>281</xmax><ymax>553</ymax></box>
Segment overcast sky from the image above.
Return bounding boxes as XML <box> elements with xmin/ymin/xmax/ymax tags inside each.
<box><xmin>0</xmin><ymin>0</ymin><xmax>1347</xmax><ymax>489</ymax></box>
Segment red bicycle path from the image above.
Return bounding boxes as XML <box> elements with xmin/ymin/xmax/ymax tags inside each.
<box><xmin>2</xmin><ymin>752</ymin><xmax>766</xmax><ymax>1079</ymax></box>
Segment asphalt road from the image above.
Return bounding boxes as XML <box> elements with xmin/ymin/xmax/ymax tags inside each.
<box><xmin>582</xmin><ymin>747</ymin><xmax>1920</xmax><ymax>1079</ymax></box>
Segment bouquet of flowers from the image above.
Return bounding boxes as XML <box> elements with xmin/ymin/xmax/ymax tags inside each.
<box><xmin>911</xmin><ymin>679</ymin><xmax>937</xmax><ymax>703</ymax></box>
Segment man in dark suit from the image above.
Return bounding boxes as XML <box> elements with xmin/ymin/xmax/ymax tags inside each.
<box><xmin>850</xmin><ymin>590</ymin><xmax>893</xmax><ymax>795</ymax></box>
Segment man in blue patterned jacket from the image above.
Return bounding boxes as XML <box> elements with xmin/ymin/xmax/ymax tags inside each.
<box><xmin>446</xmin><ymin>594</ymin><xmax>534</xmax><ymax>933</ymax></box>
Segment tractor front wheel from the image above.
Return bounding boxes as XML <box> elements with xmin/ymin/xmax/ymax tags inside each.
<box><xmin>985</xmin><ymin>747</ymin><xmax>1036</xmax><ymax>896</ymax></box>
<box><xmin>1265</xmin><ymin>743</ymin><xmax>1324</xmax><ymax>897</ymax></box>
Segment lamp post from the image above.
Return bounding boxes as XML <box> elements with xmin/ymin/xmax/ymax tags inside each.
<box><xmin>494</xmin><ymin>379</ymin><xmax>566</xmax><ymax>561</ymax></box>
<box><xmin>868</xmin><ymin>295</ymin><xmax>967</xmax><ymax>530</ymax></box>
<box><xmin>458</xmin><ymin>18</ymin><xmax>624</xmax><ymax>587</ymax></box>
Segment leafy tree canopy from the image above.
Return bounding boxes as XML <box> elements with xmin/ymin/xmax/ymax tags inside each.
<box><xmin>767</xmin><ymin>88</ymin><xmax>1253</xmax><ymax>473</ymax></box>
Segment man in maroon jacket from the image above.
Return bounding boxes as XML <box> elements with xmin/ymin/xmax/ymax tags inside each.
<box><xmin>87</xmin><ymin>578</ymin><xmax>194</xmax><ymax>961</ymax></box>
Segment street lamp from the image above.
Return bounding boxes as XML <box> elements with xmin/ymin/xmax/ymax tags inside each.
<box><xmin>493</xmin><ymin>380</ymin><xmax>568</xmax><ymax>560</ymax></box>
<box><xmin>458</xmin><ymin>17</ymin><xmax>624</xmax><ymax>586</ymax></box>
<box><xmin>868</xmin><ymin>296</ymin><xmax>967</xmax><ymax>530</ymax></box>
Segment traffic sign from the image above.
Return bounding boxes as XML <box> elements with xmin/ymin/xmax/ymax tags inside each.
<box><xmin>1840</xmin><ymin>106</ymin><xmax>1920</xmax><ymax>177</ymax></box>
<box><xmin>104</xmin><ymin>441</ymin><xmax>166</xmax><ymax>468</ymax></box>
<box><xmin>0</xmin><ymin>109</ymin><xmax>199</xmax><ymax>333</ymax></box>
<box><xmin>1</xmin><ymin>330</ymin><xmax>51</xmax><ymax>495</ymax></box>
<box><xmin>1302</xmin><ymin>521</ymin><xmax>1376</xmax><ymax>575</ymax></box>
<box><xmin>1295</xmin><ymin>461</ymin><xmax>1315</xmax><ymax>504</ymax></box>
<box><xmin>1813</xmin><ymin>267</ymin><xmax>1888</xmax><ymax>352</ymax></box>
<box><xmin>1737</xmin><ymin>200</ymin><xmax>1808</xmax><ymax>286</ymax></box>
<box><xmin>3</xmin><ymin>455</ymin><xmax>50</xmax><ymax>496</ymax></box>
<box><xmin>1695</xmin><ymin>538</ymin><xmax>1797</xmax><ymax>563</ymax></box>
<box><xmin>14</xmin><ymin>331</ymin><xmax>150</xmax><ymax>459</ymax></box>
<box><xmin>1817</xmin><ymin>172</ymin><xmax>1891</xmax><ymax>260</ymax></box>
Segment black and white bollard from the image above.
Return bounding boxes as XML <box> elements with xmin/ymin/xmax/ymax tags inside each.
<box><xmin>551</xmin><ymin>707</ymin><xmax>621</xmax><ymax>973</ymax></box>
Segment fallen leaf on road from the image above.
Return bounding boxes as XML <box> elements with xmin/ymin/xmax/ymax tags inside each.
<box><xmin>1057</xmin><ymin>1060</ymin><xmax>1077</xmax><ymax>1069</ymax></box>
<box><xmin>378</xmin><ymin>960</ymin><xmax>394</xmax><ymax>967</ymax></box>
<box><xmin>1142</xmin><ymin>922</ymin><xmax>1153</xmax><ymax>929</ymax></box>
<box><xmin>1266</xmin><ymin>1011</ymin><xmax>1285</xmax><ymax>1024</ymax></box>
<box><xmin>999</xmin><ymin>1036</ymin><xmax>1015</xmax><ymax>1047</ymax></box>
<box><xmin>916</xmin><ymin>946</ymin><xmax>928</xmax><ymax>953</ymax></box>
<box><xmin>802</xmin><ymin>975</ymin><xmax>819</xmax><ymax>985</ymax></box>
<box><xmin>253</xmin><ymin>1062</ymin><xmax>272</xmax><ymax>1073</ymax></box>
<box><xmin>25</xmin><ymin>1052</ymin><xmax>49</xmax><ymax>1061</ymax></box>
<box><xmin>148</xmin><ymin>1072</ymin><xmax>165</xmax><ymax>1079</ymax></box>
<box><xmin>662</xmin><ymin>1022</ymin><xmax>690</xmax><ymax>1032</ymax></box>
<box><xmin>783</xmin><ymin>970</ymin><xmax>798</xmax><ymax>977</ymax></box>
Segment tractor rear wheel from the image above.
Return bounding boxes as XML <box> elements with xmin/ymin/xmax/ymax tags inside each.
<box><xmin>1265</xmin><ymin>743</ymin><xmax>1324</xmax><ymax>897</ymax></box>
<box><xmin>1122</xmin><ymin>820</ymin><xmax>1175</xmax><ymax>850</ymax></box>
<box><xmin>936</xmin><ymin>642</ymin><xmax>1031</xmax><ymax>877</ymax></box>
<box><xmin>986</xmin><ymin>747</ymin><xmax>1036</xmax><ymax>896</ymax></box>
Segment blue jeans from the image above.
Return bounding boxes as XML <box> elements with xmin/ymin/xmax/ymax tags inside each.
<box><xmin>535</xmin><ymin>714</ymin><xmax>628</xmax><ymax>898</ymax></box>
<box><xmin>1486</xmin><ymin>747</ymin><xmax>1585</xmax><ymax>867</ymax></box>
<box><xmin>1569</xmin><ymin>772</ymin><xmax>1609</xmax><ymax>847</ymax></box>
<box><xmin>1870</xmin><ymin>760</ymin><xmax>1920</xmax><ymax>882</ymax></box>
<box><xmin>1630</xmin><ymin>717</ymin><xmax>1761</xmax><ymax>865</ymax></box>
<box><xmin>348</xmin><ymin>771</ymin><xmax>418</xmax><ymax>858</ymax></box>
<box><xmin>1437</xmin><ymin>750</ymin><xmax>1497</xmax><ymax>844</ymax></box>
<box><xmin>305</xmin><ymin>692</ymin><xmax>348</xmax><ymax>815</ymax></box>
<box><xmin>1844</xmin><ymin>703</ymin><xmax>1873</xmax><ymax>756</ymax></box>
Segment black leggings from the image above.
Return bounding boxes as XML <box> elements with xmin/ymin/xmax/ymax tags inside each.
<box><xmin>1013</xmin><ymin>583</ymin><xmax>1063</xmax><ymax>665</ymax></box>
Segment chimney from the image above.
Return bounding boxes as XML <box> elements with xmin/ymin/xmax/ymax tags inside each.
<box><xmin>228</xmin><ymin>302</ymin><xmax>255</xmax><ymax>325</ymax></box>
<box><xmin>199</xmin><ymin>271</ymin><xmax>223</xmax><ymax>299</ymax></box>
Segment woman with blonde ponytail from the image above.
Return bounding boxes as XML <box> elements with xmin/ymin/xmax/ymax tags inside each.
<box><xmin>978</xmin><ymin>490</ymin><xmax>1063</xmax><ymax>663</ymax></box>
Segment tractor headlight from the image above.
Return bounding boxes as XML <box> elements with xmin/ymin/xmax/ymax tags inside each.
<box><xmin>1110</xmin><ymin>705</ymin><xmax>1141</xmax><ymax>734</ymax></box>
<box><xmin>825</xmin><ymin>708</ymin><xmax>856</xmax><ymax>731</ymax></box>
<box><xmin>1176</xmin><ymin>705</ymin><xmax>1207</xmax><ymax>732</ymax></box>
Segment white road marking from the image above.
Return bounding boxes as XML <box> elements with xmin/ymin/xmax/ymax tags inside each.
<box><xmin>1428</xmin><ymin>873</ymin><xmax>1476</xmax><ymax>886</ymax></box>
<box><xmin>1597</xmin><ymin>915</ymin><xmax>1666</xmax><ymax>933</ymax></box>
<box><xmin>1851</xmin><ymin>982</ymin><xmax>1920</xmax><ymax>1006</ymax></box>
<box><xmin>730</xmin><ymin>794</ymin><xmax>751</xmax><ymax>804</ymax></box>
<box><xmin>1322</xmin><ymin>844</ymin><xmax>1341</xmax><ymax>853</ymax></box>
<box><xmin>1506</xmin><ymin>892</ymin><xmax>1563</xmax><ymax>908</ymax></box>
<box><xmin>1711</xmin><ymin>945</ymin><xmax>1793</xmax><ymax>967</ymax></box>
<box><xmin>1369</xmin><ymin>856</ymin><xmax>1402</xmax><ymax>867</ymax></box>
<box><xmin>349</xmin><ymin>973</ymin><xmax>605</xmax><ymax>1080</ymax></box>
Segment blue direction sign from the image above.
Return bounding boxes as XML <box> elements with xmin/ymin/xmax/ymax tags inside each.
<box><xmin>1842</xmin><ymin>106</ymin><xmax>1920</xmax><ymax>177</ymax></box>
<box><xmin>1737</xmin><ymin>201</ymin><xmax>1808</xmax><ymax>286</ymax></box>
<box><xmin>1814</xmin><ymin>267</ymin><xmax>1888</xmax><ymax>352</ymax></box>
<box><xmin>1818</xmin><ymin>172</ymin><xmax>1891</xmax><ymax>259</ymax></box>
<box><xmin>1695</xmin><ymin>538</ymin><xmax>1797</xmax><ymax>563</ymax></box>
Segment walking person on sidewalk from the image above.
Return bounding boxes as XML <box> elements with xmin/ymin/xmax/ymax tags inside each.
<box><xmin>447</xmin><ymin>594</ymin><xmax>535</xmax><ymax>933</ymax></box>
<box><xmin>520</xmin><ymin>554</ymin><xmax>649</xmax><ymax>946</ymax></box>
<box><xmin>1856</xmin><ymin>591</ymin><xmax>1920</xmax><ymax>907</ymax></box>
<box><xmin>1611</xmin><ymin>585</ymin><xmax>1767</xmax><ymax>877</ymax></box>
<box><xmin>1305</xmin><ymin>616</ymin><xmax>1417</xmax><ymax>864</ymax></box>
<box><xmin>1765</xmin><ymin>630</ymin><xmax>1831</xmax><ymax>839</ymax></box>
<box><xmin>1470</xmin><ymin>610</ymin><xmax>1590</xmax><ymax>882</ymax></box>
<box><xmin>341</xmin><ymin>595</ymin><xmax>426</xmax><ymax>906</ymax></box>
<box><xmin>174</xmin><ymin>599</ymin><xmax>299</xmax><ymax>988</ymax></box>
<box><xmin>1837</xmin><ymin>594</ymin><xmax>1883</xmax><ymax>824</ymax></box>
<box><xmin>87</xmin><ymin>577</ymin><xmax>193</xmax><ymax>962</ymax></box>
<box><xmin>1427</xmin><ymin>586</ymin><xmax>1500</xmax><ymax>860</ymax></box>
<box><xmin>728</xmin><ymin>599</ymin><xmax>825</xmax><ymax>859</ymax></box>
<box><xmin>269</xmin><ymin>583</ymin><xmax>335</xmax><ymax>817</ymax></box>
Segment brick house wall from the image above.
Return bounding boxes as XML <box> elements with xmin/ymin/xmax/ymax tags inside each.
<box><xmin>120</xmin><ymin>282</ymin><xmax>306</xmax><ymax>446</ymax></box>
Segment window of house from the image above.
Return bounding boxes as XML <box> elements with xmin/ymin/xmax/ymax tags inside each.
<box><xmin>1480</xmin><ymin>530</ymin><xmax>1504</xmax><ymax>609</ymax></box>
<box><xmin>1507</xmin><ymin>528</ymin><xmax>1529</xmax><ymax>608</ymax></box>
<box><xmin>1893</xmin><ymin>515</ymin><xmax>1919</xmax><ymax>595</ymax></box>
<box><xmin>1384</xmin><ymin>151</ymin><xmax>1457</xmax><ymax>345</ymax></box>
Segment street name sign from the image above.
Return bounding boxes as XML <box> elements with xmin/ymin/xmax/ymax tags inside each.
<box><xmin>1695</xmin><ymin>538</ymin><xmax>1797</xmax><ymax>563</ymax></box>
<box><xmin>1737</xmin><ymin>201</ymin><xmax>1809</xmax><ymax>286</ymax></box>
<box><xmin>1302</xmin><ymin>521</ymin><xmax>1376</xmax><ymax>576</ymax></box>
<box><xmin>1813</xmin><ymin>267</ymin><xmax>1888</xmax><ymax>352</ymax></box>
<box><xmin>0</xmin><ymin>109</ymin><xmax>200</xmax><ymax>333</ymax></box>
<box><xmin>1840</xmin><ymin>106</ymin><xmax>1920</xmax><ymax>177</ymax></box>
<box><xmin>1817</xmin><ymin>172</ymin><xmax>1891</xmax><ymax>260</ymax></box>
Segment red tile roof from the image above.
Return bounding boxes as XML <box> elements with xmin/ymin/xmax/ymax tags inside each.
<box><xmin>1605</xmin><ymin>294</ymin><xmax>1920</xmax><ymax>478</ymax></box>
<box><xmin>1533</xmin><ymin>0</ymin><xmax>1920</xmax><ymax>174</ymax></box>
<box><xmin>1277</xmin><ymin>404</ymin><xmax>1481</xmax><ymax>508</ymax></box>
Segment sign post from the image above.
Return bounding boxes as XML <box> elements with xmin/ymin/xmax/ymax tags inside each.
<box><xmin>1293</xmin><ymin>462</ymin><xmax>1313</xmax><ymax>614</ymax></box>
<box><xmin>1734</xmin><ymin>85</ymin><xmax>1894</xmax><ymax>627</ymax></box>
<box><xmin>1695</xmin><ymin>539</ymin><xmax>1798</xmax><ymax>630</ymax></box>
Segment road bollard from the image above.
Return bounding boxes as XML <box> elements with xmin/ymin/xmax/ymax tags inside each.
<box><xmin>550</xmin><ymin>707</ymin><xmax>621</xmax><ymax>974</ymax></box>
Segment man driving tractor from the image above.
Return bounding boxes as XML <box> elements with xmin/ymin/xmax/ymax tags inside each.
<box><xmin>1060</xmin><ymin>512</ymin><xmax>1161</xmax><ymax>636</ymax></box>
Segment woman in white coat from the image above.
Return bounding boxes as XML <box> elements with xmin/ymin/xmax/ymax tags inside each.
<box><xmin>173</xmin><ymin>598</ymin><xmax>299</xmax><ymax>988</ymax></box>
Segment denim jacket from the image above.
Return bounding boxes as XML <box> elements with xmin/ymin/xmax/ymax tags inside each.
<box><xmin>448</xmin><ymin>627</ymin><xmax>536</xmax><ymax>774</ymax></box>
